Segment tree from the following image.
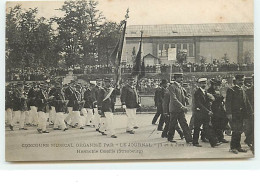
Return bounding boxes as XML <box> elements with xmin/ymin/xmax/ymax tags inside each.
<box><xmin>53</xmin><ymin>0</ymin><xmax>105</xmax><ymax>66</ymax></box>
<box><xmin>6</xmin><ymin>5</ymin><xmax>60</xmax><ymax>69</ymax></box>
<box><xmin>96</xmin><ymin>21</ymin><xmax>121</xmax><ymax>66</ymax></box>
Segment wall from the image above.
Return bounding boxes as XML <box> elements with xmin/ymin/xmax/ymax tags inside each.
<box><xmin>199</xmin><ymin>41</ymin><xmax>238</xmax><ymax>63</ymax></box>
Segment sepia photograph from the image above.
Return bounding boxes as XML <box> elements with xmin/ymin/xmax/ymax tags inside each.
<box><xmin>5</xmin><ymin>0</ymin><xmax>254</xmax><ymax>161</ymax></box>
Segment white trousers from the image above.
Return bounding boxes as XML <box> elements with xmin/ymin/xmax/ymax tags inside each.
<box><xmin>38</xmin><ymin>111</ymin><xmax>47</xmax><ymax>131</ymax></box>
<box><xmin>54</xmin><ymin>112</ymin><xmax>67</xmax><ymax>130</ymax></box>
<box><xmin>5</xmin><ymin>108</ymin><xmax>12</xmax><ymax>125</ymax></box>
<box><xmin>11</xmin><ymin>111</ymin><xmax>25</xmax><ymax>128</ymax></box>
<box><xmin>24</xmin><ymin>111</ymin><xmax>30</xmax><ymax>124</ymax></box>
<box><xmin>64</xmin><ymin>107</ymin><xmax>73</xmax><ymax>124</ymax></box>
<box><xmin>99</xmin><ymin>116</ymin><xmax>106</xmax><ymax>133</ymax></box>
<box><xmin>92</xmin><ymin>108</ymin><xmax>101</xmax><ymax>128</ymax></box>
<box><xmin>81</xmin><ymin>108</ymin><xmax>94</xmax><ymax>126</ymax></box>
<box><xmin>29</xmin><ymin>106</ymin><xmax>39</xmax><ymax>125</ymax></box>
<box><xmin>72</xmin><ymin>111</ymin><xmax>84</xmax><ymax>127</ymax></box>
<box><xmin>49</xmin><ymin>106</ymin><xmax>56</xmax><ymax>124</ymax></box>
<box><xmin>104</xmin><ymin>112</ymin><xmax>115</xmax><ymax>135</ymax></box>
<box><xmin>125</xmin><ymin>108</ymin><xmax>137</xmax><ymax>131</ymax></box>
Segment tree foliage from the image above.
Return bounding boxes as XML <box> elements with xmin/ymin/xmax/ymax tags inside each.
<box><xmin>6</xmin><ymin>5</ymin><xmax>60</xmax><ymax>69</ymax></box>
<box><xmin>6</xmin><ymin>0</ymin><xmax>122</xmax><ymax>68</ymax></box>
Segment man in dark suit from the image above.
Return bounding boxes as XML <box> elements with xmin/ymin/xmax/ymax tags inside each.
<box><xmin>207</xmin><ymin>79</ymin><xmax>228</xmax><ymax>143</ymax></box>
<box><xmin>152</xmin><ymin>79</ymin><xmax>167</xmax><ymax>131</ymax></box>
<box><xmin>192</xmin><ymin>78</ymin><xmax>219</xmax><ymax>147</ymax></box>
<box><xmin>226</xmin><ymin>74</ymin><xmax>251</xmax><ymax>154</ymax></box>
<box><xmin>163</xmin><ymin>73</ymin><xmax>192</xmax><ymax>143</ymax></box>
<box><xmin>121</xmin><ymin>76</ymin><xmax>141</xmax><ymax>134</ymax></box>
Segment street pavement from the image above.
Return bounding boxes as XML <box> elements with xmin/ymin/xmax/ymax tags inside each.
<box><xmin>5</xmin><ymin>113</ymin><xmax>254</xmax><ymax>161</ymax></box>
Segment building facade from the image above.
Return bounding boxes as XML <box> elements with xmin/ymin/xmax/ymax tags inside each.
<box><xmin>122</xmin><ymin>23</ymin><xmax>254</xmax><ymax>65</ymax></box>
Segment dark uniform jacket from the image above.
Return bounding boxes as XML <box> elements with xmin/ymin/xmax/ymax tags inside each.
<box><xmin>91</xmin><ymin>86</ymin><xmax>101</xmax><ymax>108</ymax></box>
<box><xmin>73</xmin><ymin>90</ymin><xmax>82</xmax><ymax>111</ymax></box>
<box><xmin>246</xmin><ymin>85</ymin><xmax>254</xmax><ymax>113</ymax></box>
<box><xmin>53</xmin><ymin>90</ymin><xmax>67</xmax><ymax>113</ymax></box>
<box><xmin>193</xmin><ymin>88</ymin><xmax>212</xmax><ymax>120</ymax></box>
<box><xmin>99</xmin><ymin>87</ymin><xmax>120</xmax><ymax>112</ymax></box>
<box><xmin>83</xmin><ymin>88</ymin><xmax>94</xmax><ymax>109</ymax></box>
<box><xmin>226</xmin><ymin>85</ymin><xmax>250</xmax><ymax>117</ymax></box>
<box><xmin>48</xmin><ymin>87</ymin><xmax>57</xmax><ymax>107</ymax></box>
<box><xmin>27</xmin><ymin>88</ymin><xmax>37</xmax><ymax>106</ymax></box>
<box><xmin>207</xmin><ymin>87</ymin><xmax>226</xmax><ymax>118</ymax></box>
<box><xmin>64</xmin><ymin>86</ymin><xmax>75</xmax><ymax>107</ymax></box>
<box><xmin>162</xmin><ymin>89</ymin><xmax>170</xmax><ymax>114</ymax></box>
<box><xmin>120</xmin><ymin>84</ymin><xmax>139</xmax><ymax>108</ymax></box>
<box><xmin>154</xmin><ymin>87</ymin><xmax>164</xmax><ymax>113</ymax></box>
<box><xmin>36</xmin><ymin>89</ymin><xmax>47</xmax><ymax>112</ymax></box>
<box><xmin>12</xmin><ymin>89</ymin><xmax>27</xmax><ymax>111</ymax></box>
<box><xmin>5</xmin><ymin>88</ymin><xmax>13</xmax><ymax>110</ymax></box>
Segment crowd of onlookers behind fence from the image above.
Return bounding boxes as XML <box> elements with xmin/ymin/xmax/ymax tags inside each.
<box><xmin>6</xmin><ymin>62</ymin><xmax>254</xmax><ymax>82</ymax></box>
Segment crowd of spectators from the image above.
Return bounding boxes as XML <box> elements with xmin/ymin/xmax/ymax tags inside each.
<box><xmin>6</xmin><ymin>62</ymin><xmax>254</xmax><ymax>82</ymax></box>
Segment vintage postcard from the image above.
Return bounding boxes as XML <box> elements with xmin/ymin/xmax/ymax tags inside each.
<box><xmin>5</xmin><ymin>0</ymin><xmax>254</xmax><ymax>161</ymax></box>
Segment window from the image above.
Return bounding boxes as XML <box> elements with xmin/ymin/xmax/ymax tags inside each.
<box><xmin>188</xmin><ymin>43</ymin><xmax>194</xmax><ymax>57</ymax></box>
<box><xmin>171</xmin><ymin>44</ymin><xmax>176</xmax><ymax>48</ymax></box>
<box><xmin>177</xmin><ymin>44</ymin><xmax>181</xmax><ymax>52</ymax></box>
<box><xmin>183</xmin><ymin>44</ymin><xmax>187</xmax><ymax>50</ymax></box>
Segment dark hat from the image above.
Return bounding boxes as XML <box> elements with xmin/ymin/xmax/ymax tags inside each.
<box><xmin>96</xmin><ymin>78</ymin><xmax>102</xmax><ymax>81</ymax></box>
<box><xmin>161</xmin><ymin>79</ymin><xmax>168</xmax><ymax>84</ymax></box>
<box><xmin>182</xmin><ymin>83</ymin><xmax>188</xmax><ymax>87</ymax></box>
<box><xmin>173</xmin><ymin>73</ymin><xmax>183</xmax><ymax>78</ymax></box>
<box><xmin>17</xmin><ymin>82</ymin><xmax>23</xmax><ymax>86</ymax></box>
<box><xmin>244</xmin><ymin>77</ymin><xmax>252</xmax><ymax>82</ymax></box>
<box><xmin>104</xmin><ymin>78</ymin><xmax>111</xmax><ymax>82</ymax></box>
<box><xmin>210</xmin><ymin>78</ymin><xmax>221</xmax><ymax>86</ymax></box>
<box><xmin>235</xmin><ymin>74</ymin><xmax>245</xmax><ymax>80</ymax></box>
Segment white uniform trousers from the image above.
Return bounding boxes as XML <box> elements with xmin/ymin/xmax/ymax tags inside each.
<box><xmin>29</xmin><ymin>106</ymin><xmax>39</xmax><ymax>125</ymax></box>
<box><xmin>38</xmin><ymin>111</ymin><xmax>47</xmax><ymax>131</ymax></box>
<box><xmin>93</xmin><ymin>108</ymin><xmax>101</xmax><ymax>128</ymax></box>
<box><xmin>5</xmin><ymin>108</ymin><xmax>12</xmax><ymax>126</ymax></box>
<box><xmin>11</xmin><ymin>111</ymin><xmax>25</xmax><ymax>128</ymax></box>
<box><xmin>104</xmin><ymin>112</ymin><xmax>115</xmax><ymax>136</ymax></box>
<box><xmin>99</xmin><ymin>116</ymin><xmax>106</xmax><ymax>133</ymax></box>
<box><xmin>54</xmin><ymin>112</ymin><xmax>67</xmax><ymax>130</ymax></box>
<box><xmin>49</xmin><ymin>106</ymin><xmax>56</xmax><ymax>124</ymax></box>
<box><xmin>64</xmin><ymin>107</ymin><xmax>73</xmax><ymax>125</ymax></box>
<box><xmin>24</xmin><ymin>111</ymin><xmax>30</xmax><ymax>124</ymax></box>
<box><xmin>125</xmin><ymin>108</ymin><xmax>137</xmax><ymax>131</ymax></box>
<box><xmin>81</xmin><ymin>108</ymin><xmax>94</xmax><ymax>126</ymax></box>
<box><xmin>72</xmin><ymin>111</ymin><xmax>84</xmax><ymax>127</ymax></box>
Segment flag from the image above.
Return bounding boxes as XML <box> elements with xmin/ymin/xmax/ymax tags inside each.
<box><xmin>110</xmin><ymin>20</ymin><xmax>127</xmax><ymax>86</ymax></box>
<box><xmin>131</xmin><ymin>32</ymin><xmax>143</xmax><ymax>76</ymax></box>
<box><xmin>140</xmin><ymin>60</ymin><xmax>145</xmax><ymax>78</ymax></box>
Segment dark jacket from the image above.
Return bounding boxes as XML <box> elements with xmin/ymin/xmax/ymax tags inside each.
<box><xmin>91</xmin><ymin>86</ymin><xmax>101</xmax><ymax>108</ymax></box>
<box><xmin>120</xmin><ymin>84</ymin><xmax>139</xmax><ymax>108</ymax></box>
<box><xmin>193</xmin><ymin>88</ymin><xmax>212</xmax><ymax>120</ymax></box>
<box><xmin>53</xmin><ymin>90</ymin><xmax>67</xmax><ymax>112</ymax></box>
<box><xmin>226</xmin><ymin>85</ymin><xmax>250</xmax><ymax>117</ymax></box>
<box><xmin>64</xmin><ymin>86</ymin><xmax>75</xmax><ymax>107</ymax></box>
<box><xmin>207</xmin><ymin>86</ymin><xmax>226</xmax><ymax>118</ymax></box>
<box><xmin>99</xmin><ymin>87</ymin><xmax>120</xmax><ymax>112</ymax></box>
<box><xmin>12</xmin><ymin>89</ymin><xmax>27</xmax><ymax>111</ymax></box>
<box><xmin>5</xmin><ymin>88</ymin><xmax>13</xmax><ymax>109</ymax></box>
<box><xmin>83</xmin><ymin>88</ymin><xmax>94</xmax><ymax>109</ymax></box>
<box><xmin>27</xmin><ymin>88</ymin><xmax>37</xmax><ymax>106</ymax></box>
<box><xmin>36</xmin><ymin>89</ymin><xmax>47</xmax><ymax>112</ymax></box>
<box><xmin>162</xmin><ymin>89</ymin><xmax>170</xmax><ymax>114</ymax></box>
